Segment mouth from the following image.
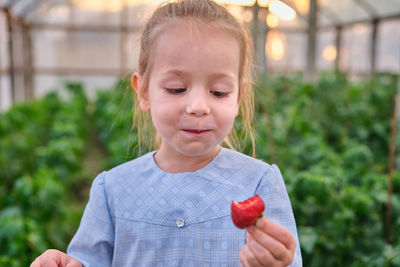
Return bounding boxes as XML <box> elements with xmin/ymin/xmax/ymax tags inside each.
<box><xmin>182</xmin><ymin>129</ymin><xmax>211</xmax><ymax>135</ymax></box>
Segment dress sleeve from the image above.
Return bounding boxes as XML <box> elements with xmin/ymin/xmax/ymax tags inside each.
<box><xmin>67</xmin><ymin>171</ymin><xmax>114</xmax><ymax>267</ymax></box>
<box><xmin>256</xmin><ymin>164</ymin><xmax>302</xmax><ymax>267</ymax></box>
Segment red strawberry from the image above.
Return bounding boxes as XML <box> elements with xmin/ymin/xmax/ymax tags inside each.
<box><xmin>231</xmin><ymin>194</ymin><xmax>265</xmax><ymax>229</ymax></box>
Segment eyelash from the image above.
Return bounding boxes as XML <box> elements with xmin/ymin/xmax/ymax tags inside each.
<box><xmin>165</xmin><ymin>88</ymin><xmax>229</xmax><ymax>97</ymax></box>
<box><xmin>211</xmin><ymin>91</ymin><xmax>229</xmax><ymax>97</ymax></box>
<box><xmin>166</xmin><ymin>88</ymin><xmax>186</xmax><ymax>94</ymax></box>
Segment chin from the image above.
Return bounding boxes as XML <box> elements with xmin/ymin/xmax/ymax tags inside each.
<box><xmin>177</xmin><ymin>144</ymin><xmax>219</xmax><ymax>158</ymax></box>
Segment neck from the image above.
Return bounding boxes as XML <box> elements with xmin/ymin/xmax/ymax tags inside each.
<box><xmin>154</xmin><ymin>146</ymin><xmax>221</xmax><ymax>173</ymax></box>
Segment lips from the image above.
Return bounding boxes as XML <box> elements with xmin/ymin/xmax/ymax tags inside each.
<box><xmin>183</xmin><ymin>129</ymin><xmax>211</xmax><ymax>134</ymax></box>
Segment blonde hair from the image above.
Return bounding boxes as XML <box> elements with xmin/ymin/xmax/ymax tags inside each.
<box><xmin>133</xmin><ymin>0</ymin><xmax>255</xmax><ymax>155</ymax></box>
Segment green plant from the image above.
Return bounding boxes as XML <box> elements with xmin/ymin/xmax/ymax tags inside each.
<box><xmin>252</xmin><ymin>72</ymin><xmax>399</xmax><ymax>265</ymax></box>
<box><xmin>0</xmin><ymin>83</ymin><xmax>90</xmax><ymax>265</ymax></box>
<box><xmin>93</xmin><ymin>79</ymin><xmax>139</xmax><ymax>168</ymax></box>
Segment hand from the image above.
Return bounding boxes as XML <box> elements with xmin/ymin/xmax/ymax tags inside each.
<box><xmin>30</xmin><ymin>249</ymin><xmax>82</xmax><ymax>267</ymax></box>
<box><xmin>239</xmin><ymin>217</ymin><xmax>296</xmax><ymax>267</ymax></box>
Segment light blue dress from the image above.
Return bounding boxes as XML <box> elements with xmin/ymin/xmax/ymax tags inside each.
<box><xmin>67</xmin><ymin>147</ymin><xmax>302</xmax><ymax>266</ymax></box>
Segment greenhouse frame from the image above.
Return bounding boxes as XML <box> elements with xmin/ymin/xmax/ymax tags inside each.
<box><xmin>1</xmin><ymin>0</ymin><xmax>400</xmax><ymax>111</ymax></box>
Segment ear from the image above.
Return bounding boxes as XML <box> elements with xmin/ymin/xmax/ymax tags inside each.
<box><xmin>132</xmin><ymin>72</ymin><xmax>150</xmax><ymax>112</ymax></box>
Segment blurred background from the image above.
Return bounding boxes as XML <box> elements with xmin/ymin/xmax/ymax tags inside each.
<box><xmin>0</xmin><ymin>0</ymin><xmax>400</xmax><ymax>266</ymax></box>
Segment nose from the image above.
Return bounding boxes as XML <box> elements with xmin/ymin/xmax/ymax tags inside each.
<box><xmin>186</xmin><ymin>90</ymin><xmax>211</xmax><ymax>116</ymax></box>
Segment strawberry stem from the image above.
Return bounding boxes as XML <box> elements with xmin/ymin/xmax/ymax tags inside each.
<box><xmin>253</xmin><ymin>213</ymin><xmax>264</xmax><ymax>226</ymax></box>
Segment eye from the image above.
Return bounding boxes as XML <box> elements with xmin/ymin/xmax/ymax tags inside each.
<box><xmin>210</xmin><ymin>90</ymin><xmax>229</xmax><ymax>97</ymax></box>
<box><xmin>166</xmin><ymin>88</ymin><xmax>186</xmax><ymax>94</ymax></box>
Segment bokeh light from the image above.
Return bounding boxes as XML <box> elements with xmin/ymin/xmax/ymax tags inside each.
<box><xmin>322</xmin><ymin>45</ymin><xmax>337</xmax><ymax>62</ymax></box>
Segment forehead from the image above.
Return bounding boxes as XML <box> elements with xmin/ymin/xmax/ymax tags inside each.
<box><xmin>150</xmin><ymin>19</ymin><xmax>241</xmax><ymax>75</ymax></box>
<box><xmin>156</xmin><ymin>18</ymin><xmax>239</xmax><ymax>48</ymax></box>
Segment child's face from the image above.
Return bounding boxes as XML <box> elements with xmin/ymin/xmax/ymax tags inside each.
<box><xmin>136</xmin><ymin>22</ymin><xmax>240</xmax><ymax>159</ymax></box>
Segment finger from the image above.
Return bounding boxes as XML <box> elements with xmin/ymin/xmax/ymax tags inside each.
<box><xmin>245</xmin><ymin>234</ymin><xmax>266</xmax><ymax>267</ymax></box>
<box><xmin>39</xmin><ymin>249</ymin><xmax>63</xmax><ymax>267</ymax></box>
<box><xmin>40</xmin><ymin>258</ymin><xmax>59</xmax><ymax>267</ymax></box>
<box><xmin>255</xmin><ymin>217</ymin><xmax>296</xmax><ymax>252</ymax></box>
<box><xmin>30</xmin><ymin>249</ymin><xmax>77</xmax><ymax>267</ymax></box>
<box><xmin>247</xmin><ymin>225</ymin><xmax>291</xmax><ymax>262</ymax></box>
<box><xmin>246</xmin><ymin>231</ymin><xmax>277</xmax><ymax>266</ymax></box>
<box><xmin>30</xmin><ymin>256</ymin><xmax>58</xmax><ymax>267</ymax></box>
<box><xmin>30</xmin><ymin>258</ymin><xmax>41</xmax><ymax>267</ymax></box>
<box><xmin>66</xmin><ymin>258</ymin><xmax>83</xmax><ymax>267</ymax></box>
<box><xmin>240</xmin><ymin>249</ymin><xmax>250</xmax><ymax>267</ymax></box>
<box><xmin>241</xmin><ymin>243</ymin><xmax>263</xmax><ymax>267</ymax></box>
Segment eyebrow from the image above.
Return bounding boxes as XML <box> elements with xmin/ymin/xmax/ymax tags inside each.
<box><xmin>160</xmin><ymin>69</ymin><xmax>189</xmax><ymax>77</ymax></box>
<box><xmin>160</xmin><ymin>69</ymin><xmax>237</xmax><ymax>80</ymax></box>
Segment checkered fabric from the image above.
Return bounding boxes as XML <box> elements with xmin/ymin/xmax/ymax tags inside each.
<box><xmin>67</xmin><ymin>148</ymin><xmax>302</xmax><ymax>266</ymax></box>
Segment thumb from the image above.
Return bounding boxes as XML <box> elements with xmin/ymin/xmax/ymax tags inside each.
<box><xmin>66</xmin><ymin>262</ymin><xmax>82</xmax><ymax>267</ymax></box>
<box><xmin>65</xmin><ymin>258</ymin><xmax>83</xmax><ymax>267</ymax></box>
<box><xmin>41</xmin><ymin>260</ymin><xmax>58</xmax><ymax>267</ymax></box>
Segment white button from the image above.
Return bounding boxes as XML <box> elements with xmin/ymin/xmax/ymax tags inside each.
<box><xmin>176</xmin><ymin>218</ymin><xmax>185</xmax><ymax>228</ymax></box>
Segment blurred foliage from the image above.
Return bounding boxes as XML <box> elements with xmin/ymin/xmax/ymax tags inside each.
<box><xmin>1</xmin><ymin>72</ymin><xmax>400</xmax><ymax>265</ymax></box>
<box><xmin>251</xmin><ymin>72</ymin><xmax>400</xmax><ymax>266</ymax></box>
<box><xmin>93</xmin><ymin>79</ymin><xmax>138</xmax><ymax>168</ymax></box>
<box><xmin>0</xmin><ymin>83</ymin><xmax>90</xmax><ymax>266</ymax></box>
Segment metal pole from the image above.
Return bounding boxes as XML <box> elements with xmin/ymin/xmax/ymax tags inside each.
<box><xmin>370</xmin><ymin>19</ymin><xmax>378</xmax><ymax>75</ymax></box>
<box><xmin>5</xmin><ymin>8</ymin><xmax>16</xmax><ymax>104</ymax></box>
<box><xmin>120</xmin><ymin>0</ymin><xmax>128</xmax><ymax>78</ymax></box>
<box><xmin>252</xmin><ymin>3</ymin><xmax>260</xmax><ymax>74</ymax></box>
<box><xmin>386</xmin><ymin>92</ymin><xmax>398</xmax><ymax>244</ymax></box>
<box><xmin>0</xmin><ymin>9</ymin><xmax>3</xmax><ymax>111</ymax></box>
<box><xmin>335</xmin><ymin>25</ymin><xmax>342</xmax><ymax>70</ymax></box>
<box><xmin>305</xmin><ymin>0</ymin><xmax>317</xmax><ymax>82</ymax></box>
<box><xmin>386</xmin><ymin>72</ymin><xmax>400</xmax><ymax>243</ymax></box>
<box><xmin>258</xmin><ymin>8</ymin><xmax>268</xmax><ymax>74</ymax></box>
<box><xmin>264</xmin><ymin>22</ymin><xmax>269</xmax><ymax>75</ymax></box>
<box><xmin>22</xmin><ymin>20</ymin><xmax>33</xmax><ymax>99</ymax></box>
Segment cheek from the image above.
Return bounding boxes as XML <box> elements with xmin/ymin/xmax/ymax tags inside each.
<box><xmin>228</xmin><ymin>97</ymin><xmax>240</xmax><ymax>117</ymax></box>
<box><xmin>150</xmin><ymin>102</ymin><xmax>177</xmax><ymax>127</ymax></box>
<box><xmin>217</xmin><ymin>104</ymin><xmax>239</xmax><ymax>125</ymax></box>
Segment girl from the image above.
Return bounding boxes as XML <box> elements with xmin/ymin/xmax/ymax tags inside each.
<box><xmin>31</xmin><ymin>0</ymin><xmax>302</xmax><ymax>266</ymax></box>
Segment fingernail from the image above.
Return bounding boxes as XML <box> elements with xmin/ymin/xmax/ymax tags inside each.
<box><xmin>247</xmin><ymin>226</ymin><xmax>255</xmax><ymax>233</ymax></box>
<box><xmin>256</xmin><ymin>219</ymin><xmax>264</xmax><ymax>228</ymax></box>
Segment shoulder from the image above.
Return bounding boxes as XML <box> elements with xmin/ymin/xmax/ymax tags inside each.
<box><xmin>96</xmin><ymin>151</ymin><xmax>156</xmax><ymax>188</ymax></box>
<box><xmin>109</xmin><ymin>151</ymin><xmax>154</xmax><ymax>174</ymax></box>
<box><xmin>212</xmin><ymin>148</ymin><xmax>277</xmax><ymax>185</ymax></box>
<box><xmin>217</xmin><ymin>148</ymin><xmax>272</xmax><ymax>172</ymax></box>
